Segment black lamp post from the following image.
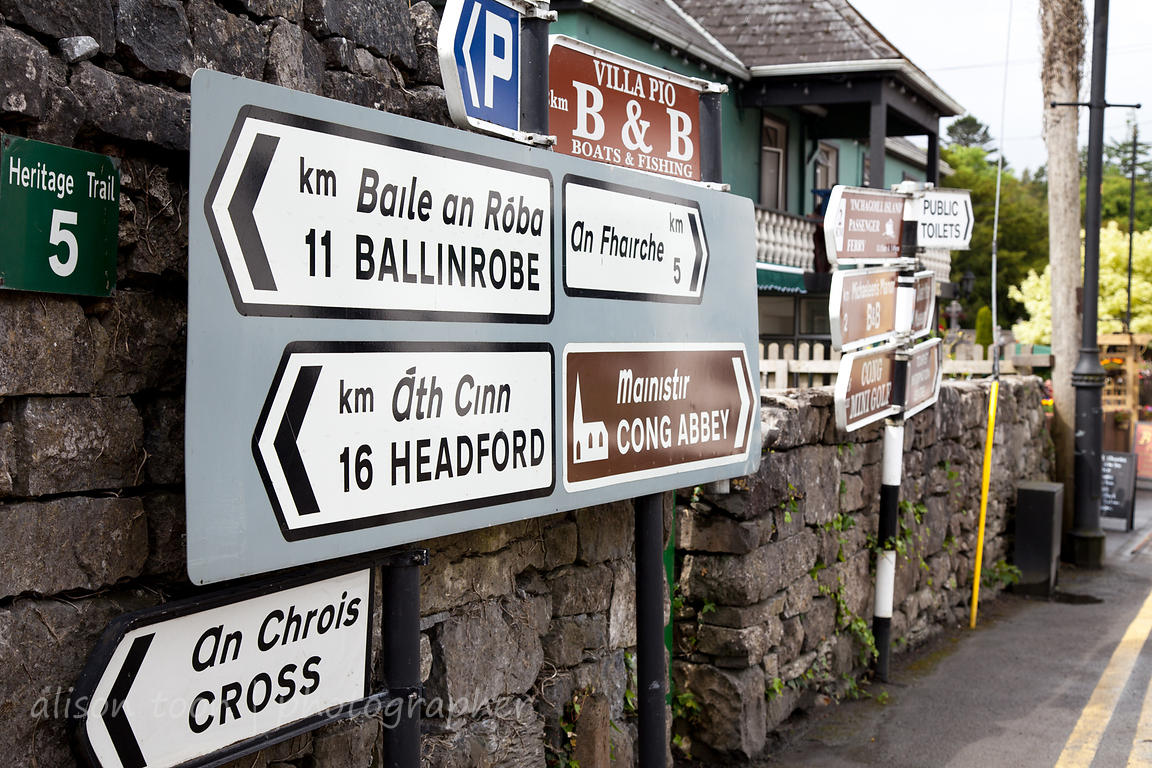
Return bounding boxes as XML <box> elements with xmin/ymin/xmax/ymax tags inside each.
<box><xmin>962</xmin><ymin>270</ymin><xmax>975</xmax><ymax>298</ymax></box>
<box><xmin>1069</xmin><ymin>0</ymin><xmax>1110</xmax><ymax>568</ymax></box>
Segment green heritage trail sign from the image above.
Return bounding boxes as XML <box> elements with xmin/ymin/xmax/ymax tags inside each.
<box><xmin>0</xmin><ymin>135</ymin><xmax>120</xmax><ymax>296</ymax></box>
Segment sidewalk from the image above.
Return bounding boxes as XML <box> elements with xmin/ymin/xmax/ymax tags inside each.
<box><xmin>765</xmin><ymin>489</ymin><xmax>1152</xmax><ymax>767</ymax></box>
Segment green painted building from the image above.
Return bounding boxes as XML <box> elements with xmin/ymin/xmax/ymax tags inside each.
<box><xmin>548</xmin><ymin>0</ymin><xmax>962</xmax><ymax>371</ymax></box>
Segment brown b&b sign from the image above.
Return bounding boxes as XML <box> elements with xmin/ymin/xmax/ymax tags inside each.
<box><xmin>548</xmin><ymin>36</ymin><xmax>719</xmax><ymax>183</ymax></box>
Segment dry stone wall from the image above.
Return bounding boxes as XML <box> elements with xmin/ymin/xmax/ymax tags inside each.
<box><xmin>0</xmin><ymin>3</ymin><xmax>647</xmax><ymax>767</ymax></box>
<box><xmin>0</xmin><ymin>2</ymin><xmax>1053</xmax><ymax>767</ymax></box>
<box><xmin>671</xmin><ymin>378</ymin><xmax>1052</xmax><ymax>762</ymax></box>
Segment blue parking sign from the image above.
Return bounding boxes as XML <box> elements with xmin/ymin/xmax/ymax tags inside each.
<box><xmin>439</xmin><ymin>0</ymin><xmax>522</xmax><ymax>135</ymax></box>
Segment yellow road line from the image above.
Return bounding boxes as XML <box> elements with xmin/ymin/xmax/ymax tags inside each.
<box><xmin>1128</xmin><ymin>645</ymin><xmax>1152</xmax><ymax>767</ymax></box>
<box><xmin>1056</xmin><ymin>584</ymin><xmax>1152</xmax><ymax>767</ymax></box>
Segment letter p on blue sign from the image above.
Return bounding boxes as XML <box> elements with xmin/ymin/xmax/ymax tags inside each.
<box><xmin>440</xmin><ymin>0</ymin><xmax>521</xmax><ymax>133</ymax></box>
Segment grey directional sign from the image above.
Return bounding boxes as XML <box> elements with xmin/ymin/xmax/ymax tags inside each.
<box><xmin>188</xmin><ymin>70</ymin><xmax>759</xmax><ymax>584</ymax></box>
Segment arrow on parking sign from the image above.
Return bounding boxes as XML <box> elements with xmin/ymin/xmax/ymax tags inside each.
<box><xmin>438</xmin><ymin>0</ymin><xmax>550</xmax><ymax>142</ymax></box>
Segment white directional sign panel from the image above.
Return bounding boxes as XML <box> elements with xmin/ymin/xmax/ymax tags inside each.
<box><xmin>205</xmin><ymin>107</ymin><xmax>552</xmax><ymax>321</ymax></box>
<box><xmin>255</xmin><ymin>343</ymin><xmax>553</xmax><ymax>538</ymax></box>
<box><xmin>901</xmin><ymin>270</ymin><xmax>936</xmax><ymax>339</ymax></box>
<box><xmin>189</xmin><ymin>71</ymin><xmax>759</xmax><ymax>583</ymax></box>
<box><xmin>72</xmin><ymin>569</ymin><xmax>374</xmax><ymax>768</ymax></box>
<box><xmin>439</xmin><ymin>0</ymin><xmax>537</xmax><ymax>140</ymax></box>
<box><xmin>904</xmin><ymin>337</ymin><xmax>943</xmax><ymax>418</ymax></box>
<box><xmin>910</xmin><ymin>189</ymin><xmax>973</xmax><ymax>250</ymax></box>
<box><xmin>563</xmin><ymin>177</ymin><xmax>708</xmax><ymax>302</ymax></box>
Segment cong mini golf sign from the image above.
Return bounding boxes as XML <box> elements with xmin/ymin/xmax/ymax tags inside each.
<box><xmin>187</xmin><ymin>71</ymin><xmax>759</xmax><ymax>584</ymax></box>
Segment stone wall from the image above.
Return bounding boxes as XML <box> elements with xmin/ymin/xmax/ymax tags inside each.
<box><xmin>0</xmin><ymin>2</ymin><xmax>648</xmax><ymax>767</ymax></box>
<box><xmin>670</xmin><ymin>378</ymin><xmax>1052</xmax><ymax>761</ymax></box>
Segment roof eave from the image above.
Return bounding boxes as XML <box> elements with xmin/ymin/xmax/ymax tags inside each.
<box><xmin>579</xmin><ymin>0</ymin><xmax>751</xmax><ymax>80</ymax></box>
<box><xmin>748</xmin><ymin>59</ymin><xmax>964</xmax><ymax>116</ymax></box>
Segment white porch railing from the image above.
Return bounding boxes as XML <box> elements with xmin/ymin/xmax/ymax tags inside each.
<box><xmin>759</xmin><ymin>341</ymin><xmax>1054</xmax><ymax>392</ymax></box>
<box><xmin>755</xmin><ymin>208</ymin><xmax>818</xmax><ymax>271</ymax></box>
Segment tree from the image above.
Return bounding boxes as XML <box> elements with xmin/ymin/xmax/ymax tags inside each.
<box><xmin>975</xmin><ymin>306</ymin><xmax>993</xmax><ymax>358</ymax></box>
<box><xmin>1103</xmin><ymin>118</ymin><xmax>1152</xmax><ymax>181</ymax></box>
<box><xmin>1040</xmin><ymin>0</ymin><xmax>1085</xmax><ymax>533</ymax></box>
<box><xmin>1010</xmin><ymin>223</ymin><xmax>1152</xmax><ymax>341</ymax></box>
<box><xmin>942</xmin><ymin>145</ymin><xmax>1049</xmax><ymax>326</ymax></box>
<box><xmin>947</xmin><ymin>115</ymin><xmax>995</xmax><ymax>151</ymax></box>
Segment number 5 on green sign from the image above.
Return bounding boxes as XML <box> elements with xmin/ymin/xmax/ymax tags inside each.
<box><xmin>49</xmin><ymin>209</ymin><xmax>79</xmax><ymax>277</ymax></box>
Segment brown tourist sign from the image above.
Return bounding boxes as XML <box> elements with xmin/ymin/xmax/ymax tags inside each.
<box><xmin>904</xmin><ymin>338</ymin><xmax>943</xmax><ymax>417</ymax></box>
<box><xmin>828</xmin><ymin>267</ymin><xmax>900</xmax><ymax>352</ymax></box>
<box><xmin>833</xmin><ymin>341</ymin><xmax>900</xmax><ymax>432</ymax></box>
<box><xmin>563</xmin><ymin>344</ymin><xmax>756</xmax><ymax>489</ymax></box>
<box><xmin>906</xmin><ymin>270</ymin><xmax>936</xmax><ymax>338</ymax></box>
<box><xmin>547</xmin><ymin>35</ymin><xmax>720</xmax><ymax>183</ymax></box>
<box><xmin>824</xmin><ymin>186</ymin><xmax>906</xmax><ymax>266</ymax></box>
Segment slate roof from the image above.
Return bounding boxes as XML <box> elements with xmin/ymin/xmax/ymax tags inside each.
<box><xmin>580</xmin><ymin>0</ymin><xmax>748</xmax><ymax>77</ymax></box>
<box><xmin>567</xmin><ymin>0</ymin><xmax>962</xmax><ymax>115</ymax></box>
<box><xmin>673</xmin><ymin>0</ymin><xmax>901</xmax><ymax>68</ymax></box>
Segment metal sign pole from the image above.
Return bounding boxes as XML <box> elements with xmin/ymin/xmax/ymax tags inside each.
<box><xmin>379</xmin><ymin>549</ymin><xmax>428</xmax><ymax>768</ymax></box>
<box><xmin>873</xmin><ymin>339</ymin><xmax>907</xmax><ymax>682</ymax></box>
<box><xmin>634</xmin><ymin>86</ymin><xmax>727</xmax><ymax>766</ymax></box>
<box><xmin>634</xmin><ymin>493</ymin><xmax>666</xmax><ymax>766</ymax></box>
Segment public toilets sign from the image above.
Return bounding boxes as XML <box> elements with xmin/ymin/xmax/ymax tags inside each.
<box><xmin>188</xmin><ymin>71</ymin><xmax>758</xmax><ymax>584</ymax></box>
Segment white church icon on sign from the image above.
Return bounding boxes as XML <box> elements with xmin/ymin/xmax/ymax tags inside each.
<box><xmin>572</xmin><ymin>375</ymin><xmax>609</xmax><ymax>463</ymax></box>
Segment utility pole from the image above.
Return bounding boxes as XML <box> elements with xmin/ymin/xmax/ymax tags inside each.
<box><xmin>1051</xmin><ymin>0</ymin><xmax>1139</xmax><ymax>566</ymax></box>
<box><xmin>1126</xmin><ymin>121</ymin><xmax>1138</xmax><ymax>330</ymax></box>
<box><xmin>1069</xmin><ymin>0</ymin><xmax>1110</xmax><ymax>567</ymax></box>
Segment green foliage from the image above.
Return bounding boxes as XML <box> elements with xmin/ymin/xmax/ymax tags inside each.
<box><xmin>983</xmin><ymin>559</ymin><xmax>1023</xmax><ymax>589</ymax></box>
<box><xmin>623</xmin><ymin>653</ymin><xmax>638</xmax><ymax>714</ymax></box>
<box><xmin>671</xmin><ymin>689</ymin><xmax>701</xmax><ymax>724</ymax></box>
<box><xmin>974</xmin><ymin>306</ymin><xmax>993</xmax><ymax>351</ymax></box>
<box><xmin>947</xmin><ymin>114</ymin><xmax>994</xmax><ymax>150</ymax></box>
<box><xmin>780</xmin><ymin>482</ymin><xmax>800</xmax><ymax>524</ymax></box>
<box><xmin>547</xmin><ymin>690</ymin><xmax>590</xmax><ymax>768</ymax></box>
<box><xmin>942</xmin><ymin>144</ymin><xmax>1049</xmax><ymax>325</ymax></box>
<box><xmin>823</xmin><ymin>512</ymin><xmax>856</xmax><ymax>562</ymax></box>
<box><xmin>670</xmin><ymin>583</ymin><xmax>684</xmax><ymax>615</ymax></box>
<box><xmin>765</xmin><ymin>676</ymin><xmax>785</xmax><ymax>700</ymax></box>
<box><xmin>1010</xmin><ymin>223</ymin><xmax>1152</xmax><ymax>342</ymax></box>
<box><xmin>819</xmin><ymin>578</ymin><xmax>879</xmax><ymax>666</ymax></box>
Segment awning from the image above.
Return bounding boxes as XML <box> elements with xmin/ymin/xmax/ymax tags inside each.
<box><xmin>756</xmin><ymin>263</ymin><xmax>807</xmax><ymax>294</ymax></box>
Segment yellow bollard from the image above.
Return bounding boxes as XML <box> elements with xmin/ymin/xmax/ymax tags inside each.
<box><xmin>970</xmin><ymin>380</ymin><xmax>999</xmax><ymax>628</ymax></box>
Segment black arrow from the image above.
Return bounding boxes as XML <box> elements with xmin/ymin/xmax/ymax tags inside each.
<box><xmin>687</xmin><ymin>211</ymin><xmax>705</xmax><ymax>293</ymax></box>
<box><xmin>274</xmin><ymin>365</ymin><xmax>323</xmax><ymax>517</ymax></box>
<box><xmin>229</xmin><ymin>132</ymin><xmax>280</xmax><ymax>291</ymax></box>
<box><xmin>102</xmin><ymin>632</ymin><xmax>154</xmax><ymax>768</ymax></box>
